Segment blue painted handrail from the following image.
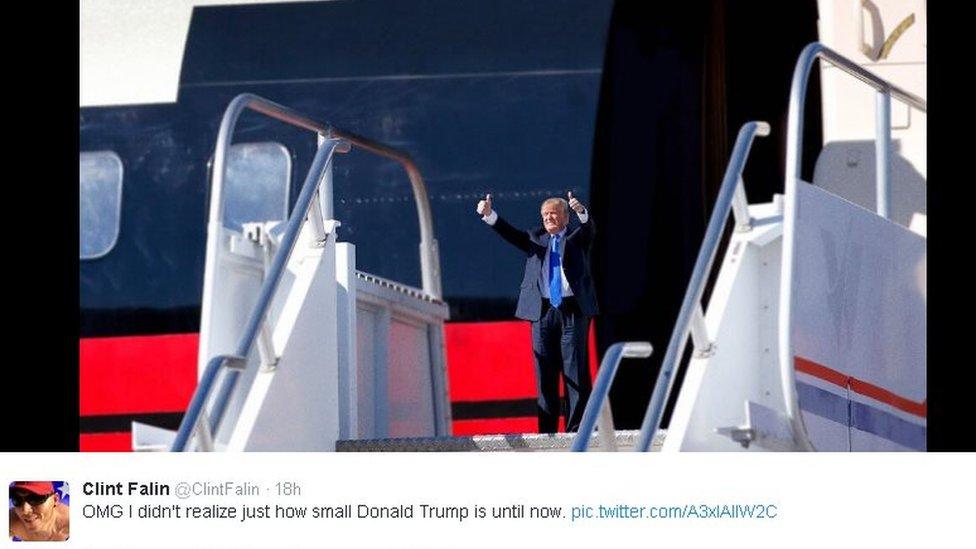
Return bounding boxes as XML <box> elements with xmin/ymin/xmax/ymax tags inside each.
<box><xmin>571</xmin><ymin>342</ymin><xmax>653</xmax><ymax>451</ymax></box>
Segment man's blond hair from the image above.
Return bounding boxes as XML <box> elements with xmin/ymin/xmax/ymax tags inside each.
<box><xmin>541</xmin><ymin>197</ymin><xmax>569</xmax><ymax>214</ymax></box>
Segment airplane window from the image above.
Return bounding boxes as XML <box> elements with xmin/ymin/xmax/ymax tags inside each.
<box><xmin>223</xmin><ymin>142</ymin><xmax>291</xmax><ymax>231</ymax></box>
<box><xmin>80</xmin><ymin>151</ymin><xmax>123</xmax><ymax>260</ymax></box>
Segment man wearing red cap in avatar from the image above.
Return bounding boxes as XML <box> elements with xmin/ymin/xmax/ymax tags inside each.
<box><xmin>8</xmin><ymin>482</ymin><xmax>69</xmax><ymax>541</ymax></box>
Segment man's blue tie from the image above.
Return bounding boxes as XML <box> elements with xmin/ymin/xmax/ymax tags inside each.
<box><xmin>549</xmin><ymin>234</ymin><xmax>562</xmax><ymax>307</ymax></box>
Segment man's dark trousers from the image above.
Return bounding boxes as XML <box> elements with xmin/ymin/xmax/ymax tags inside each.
<box><xmin>488</xmin><ymin>215</ymin><xmax>598</xmax><ymax>433</ymax></box>
<box><xmin>533</xmin><ymin>297</ymin><xmax>591</xmax><ymax>433</ymax></box>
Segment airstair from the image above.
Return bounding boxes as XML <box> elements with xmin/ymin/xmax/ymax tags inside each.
<box><xmin>565</xmin><ymin>43</ymin><xmax>925</xmax><ymax>453</ymax></box>
<box><xmin>134</xmin><ymin>94</ymin><xmax>451</xmax><ymax>451</ymax></box>
<box><xmin>617</xmin><ymin>43</ymin><xmax>927</xmax><ymax>452</ymax></box>
<box><xmin>143</xmin><ymin>42</ymin><xmax>925</xmax><ymax>453</ymax></box>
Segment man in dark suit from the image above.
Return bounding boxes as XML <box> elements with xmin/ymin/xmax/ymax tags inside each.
<box><xmin>476</xmin><ymin>192</ymin><xmax>598</xmax><ymax>433</ymax></box>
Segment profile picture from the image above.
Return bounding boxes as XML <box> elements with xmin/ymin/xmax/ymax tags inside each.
<box><xmin>8</xmin><ymin>481</ymin><xmax>70</xmax><ymax>542</ymax></box>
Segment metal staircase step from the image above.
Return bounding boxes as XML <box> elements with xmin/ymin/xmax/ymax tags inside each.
<box><xmin>336</xmin><ymin>429</ymin><xmax>666</xmax><ymax>452</ymax></box>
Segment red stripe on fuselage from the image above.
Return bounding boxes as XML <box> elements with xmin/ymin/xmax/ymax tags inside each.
<box><xmin>79</xmin><ymin>432</ymin><xmax>132</xmax><ymax>452</ymax></box>
<box><xmin>79</xmin><ymin>320</ymin><xmax>597</xmax><ymax>447</ymax></box>
<box><xmin>443</xmin><ymin>319</ymin><xmax>599</xmax><ymax>403</ymax></box>
<box><xmin>452</xmin><ymin>417</ymin><xmax>540</xmax><ymax>436</ymax></box>
<box><xmin>444</xmin><ymin>321</ymin><xmax>536</xmax><ymax>400</ymax></box>
<box><xmin>794</xmin><ymin>356</ymin><xmax>926</xmax><ymax>418</ymax></box>
<box><xmin>80</xmin><ymin>334</ymin><xmax>198</xmax><ymax>416</ymax></box>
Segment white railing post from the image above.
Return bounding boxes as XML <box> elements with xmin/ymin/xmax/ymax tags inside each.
<box><xmin>876</xmin><ymin>90</ymin><xmax>891</xmax><ymax>218</ymax></box>
<box><xmin>689</xmin><ymin>305</ymin><xmax>714</xmax><ymax>358</ymax></box>
<box><xmin>732</xmin><ymin>176</ymin><xmax>752</xmax><ymax>231</ymax></box>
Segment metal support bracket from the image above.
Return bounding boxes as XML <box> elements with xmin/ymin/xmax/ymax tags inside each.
<box><xmin>715</xmin><ymin>400</ymin><xmax>797</xmax><ymax>451</ymax></box>
<box><xmin>309</xmin><ymin>220</ymin><xmax>342</xmax><ymax>248</ymax></box>
<box><xmin>732</xmin><ymin>176</ymin><xmax>753</xmax><ymax>233</ymax></box>
<box><xmin>222</xmin><ymin>356</ymin><xmax>248</xmax><ymax>371</ymax></box>
<box><xmin>256</xmin><ymin>321</ymin><xmax>279</xmax><ymax>372</ymax></box>
<box><xmin>692</xmin><ymin>345</ymin><xmax>716</xmax><ymax>359</ymax></box>
<box><xmin>320</xmin><ymin>133</ymin><xmax>352</xmax><ymax>154</ymax></box>
<box><xmin>690</xmin><ymin>305</ymin><xmax>715</xmax><ymax>358</ymax></box>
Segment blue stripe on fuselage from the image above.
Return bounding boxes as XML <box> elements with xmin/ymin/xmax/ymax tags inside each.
<box><xmin>797</xmin><ymin>382</ymin><xmax>925</xmax><ymax>451</ymax></box>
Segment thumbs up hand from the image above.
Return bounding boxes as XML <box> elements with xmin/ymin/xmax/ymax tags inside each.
<box><xmin>568</xmin><ymin>191</ymin><xmax>585</xmax><ymax>214</ymax></box>
<box><xmin>477</xmin><ymin>193</ymin><xmax>493</xmax><ymax>217</ymax></box>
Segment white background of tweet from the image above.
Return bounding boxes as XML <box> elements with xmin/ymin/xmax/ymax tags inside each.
<box><xmin>3</xmin><ymin>453</ymin><xmax>972</xmax><ymax>547</ymax></box>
